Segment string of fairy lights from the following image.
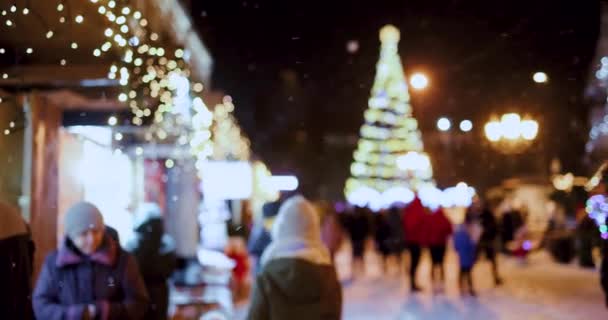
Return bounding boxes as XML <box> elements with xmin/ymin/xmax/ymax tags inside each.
<box><xmin>0</xmin><ymin>0</ymin><xmax>224</xmax><ymax>168</ymax></box>
<box><xmin>210</xmin><ymin>95</ymin><xmax>251</xmax><ymax>162</ymax></box>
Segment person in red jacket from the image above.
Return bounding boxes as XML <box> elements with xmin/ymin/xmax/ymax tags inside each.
<box><xmin>402</xmin><ymin>197</ymin><xmax>426</xmax><ymax>292</ymax></box>
<box><xmin>422</xmin><ymin>207</ymin><xmax>453</xmax><ymax>291</ymax></box>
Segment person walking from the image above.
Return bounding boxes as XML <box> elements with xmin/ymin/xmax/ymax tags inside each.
<box><xmin>373</xmin><ymin>210</ymin><xmax>392</xmax><ymax>271</ymax></box>
<box><xmin>320</xmin><ymin>205</ymin><xmax>344</xmax><ymax>260</ymax></box>
<box><xmin>248</xmin><ymin>200</ymin><xmax>281</xmax><ymax>275</ymax></box>
<box><xmin>402</xmin><ymin>197</ymin><xmax>425</xmax><ymax>292</ymax></box>
<box><xmin>349</xmin><ymin>206</ymin><xmax>371</xmax><ymax>277</ymax></box>
<box><xmin>386</xmin><ymin>206</ymin><xmax>406</xmax><ymax>274</ymax></box>
<box><xmin>33</xmin><ymin>202</ymin><xmax>149</xmax><ymax>320</ymax></box>
<box><xmin>471</xmin><ymin>198</ymin><xmax>503</xmax><ymax>285</ymax></box>
<box><xmin>454</xmin><ymin>213</ymin><xmax>479</xmax><ymax>297</ymax></box>
<box><xmin>424</xmin><ymin>207</ymin><xmax>453</xmax><ymax>290</ymax></box>
<box><xmin>247</xmin><ymin>195</ymin><xmax>342</xmax><ymax>320</ymax></box>
<box><xmin>126</xmin><ymin>203</ymin><xmax>177</xmax><ymax>320</ymax></box>
<box><xmin>0</xmin><ymin>201</ymin><xmax>35</xmax><ymax>320</ymax></box>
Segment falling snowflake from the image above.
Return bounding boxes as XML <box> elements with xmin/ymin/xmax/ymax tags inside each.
<box><xmin>347</xmin><ymin>40</ymin><xmax>359</xmax><ymax>54</ymax></box>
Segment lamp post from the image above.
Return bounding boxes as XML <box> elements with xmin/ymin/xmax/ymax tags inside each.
<box><xmin>484</xmin><ymin>113</ymin><xmax>539</xmax><ymax>154</ymax></box>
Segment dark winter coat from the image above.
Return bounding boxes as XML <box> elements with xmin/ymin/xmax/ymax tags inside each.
<box><xmin>33</xmin><ymin>234</ymin><xmax>149</xmax><ymax>320</ymax></box>
<box><xmin>0</xmin><ymin>202</ymin><xmax>34</xmax><ymax>320</ymax></box>
<box><xmin>454</xmin><ymin>225</ymin><xmax>477</xmax><ymax>268</ymax></box>
<box><xmin>248</xmin><ymin>224</ymin><xmax>272</xmax><ymax>258</ymax></box>
<box><xmin>248</xmin><ymin>201</ymin><xmax>281</xmax><ymax>260</ymax></box>
<box><xmin>387</xmin><ymin>207</ymin><xmax>406</xmax><ymax>252</ymax></box>
<box><xmin>126</xmin><ymin>217</ymin><xmax>176</xmax><ymax>320</ymax></box>
<box><xmin>501</xmin><ymin>210</ymin><xmax>523</xmax><ymax>244</ymax></box>
<box><xmin>374</xmin><ymin>213</ymin><xmax>392</xmax><ymax>255</ymax></box>
<box><xmin>247</xmin><ymin>258</ymin><xmax>342</xmax><ymax>320</ymax></box>
<box><xmin>479</xmin><ymin>208</ymin><xmax>498</xmax><ymax>244</ymax></box>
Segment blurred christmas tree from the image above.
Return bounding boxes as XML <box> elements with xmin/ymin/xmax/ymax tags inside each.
<box><xmin>345</xmin><ymin>25</ymin><xmax>433</xmax><ymax>203</ymax></box>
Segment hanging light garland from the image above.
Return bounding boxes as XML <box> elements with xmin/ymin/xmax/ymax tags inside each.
<box><xmin>91</xmin><ymin>0</ymin><xmax>213</xmax><ymax>156</ymax></box>
<box><xmin>210</xmin><ymin>95</ymin><xmax>251</xmax><ymax>161</ymax></box>
<box><xmin>0</xmin><ymin>0</ymin><xmax>216</xmax><ymax>165</ymax></box>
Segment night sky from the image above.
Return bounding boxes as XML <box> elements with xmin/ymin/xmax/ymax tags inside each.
<box><xmin>192</xmin><ymin>0</ymin><xmax>602</xmax><ymax>199</ymax></box>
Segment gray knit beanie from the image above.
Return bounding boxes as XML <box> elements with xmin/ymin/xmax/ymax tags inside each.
<box><xmin>64</xmin><ymin>202</ymin><xmax>104</xmax><ymax>240</ymax></box>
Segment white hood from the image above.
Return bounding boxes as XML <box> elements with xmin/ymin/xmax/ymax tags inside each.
<box><xmin>261</xmin><ymin>196</ymin><xmax>331</xmax><ymax>266</ymax></box>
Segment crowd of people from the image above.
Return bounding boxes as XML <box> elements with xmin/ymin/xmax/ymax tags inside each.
<box><xmin>339</xmin><ymin>196</ymin><xmax>503</xmax><ymax>296</ymax></box>
<box><xmin>3</xmin><ymin>191</ymin><xmax>608</xmax><ymax>319</ymax></box>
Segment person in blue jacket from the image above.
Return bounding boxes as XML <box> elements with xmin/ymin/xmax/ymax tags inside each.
<box><xmin>453</xmin><ymin>213</ymin><xmax>478</xmax><ymax>296</ymax></box>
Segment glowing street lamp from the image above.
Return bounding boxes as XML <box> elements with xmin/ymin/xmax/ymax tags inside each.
<box><xmin>484</xmin><ymin>113</ymin><xmax>539</xmax><ymax>154</ymax></box>
<box><xmin>437</xmin><ymin>117</ymin><xmax>451</xmax><ymax>131</ymax></box>
<box><xmin>410</xmin><ymin>72</ymin><xmax>429</xmax><ymax>90</ymax></box>
<box><xmin>533</xmin><ymin>71</ymin><xmax>548</xmax><ymax>83</ymax></box>
<box><xmin>459</xmin><ymin>120</ymin><xmax>473</xmax><ymax>132</ymax></box>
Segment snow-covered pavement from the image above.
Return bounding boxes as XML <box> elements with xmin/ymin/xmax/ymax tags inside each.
<box><xmin>235</xmin><ymin>241</ymin><xmax>607</xmax><ymax>319</ymax></box>
<box><xmin>337</xmin><ymin>242</ymin><xmax>607</xmax><ymax>320</ymax></box>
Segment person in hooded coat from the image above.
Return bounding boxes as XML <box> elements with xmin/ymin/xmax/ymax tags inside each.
<box><xmin>0</xmin><ymin>201</ymin><xmax>34</xmax><ymax>320</ymax></box>
<box><xmin>33</xmin><ymin>202</ymin><xmax>149</xmax><ymax>320</ymax></box>
<box><xmin>247</xmin><ymin>196</ymin><xmax>342</xmax><ymax>320</ymax></box>
<box><xmin>126</xmin><ymin>203</ymin><xmax>177</xmax><ymax>320</ymax></box>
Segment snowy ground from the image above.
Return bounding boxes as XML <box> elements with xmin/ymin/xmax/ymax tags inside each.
<box><xmin>236</xmin><ymin>240</ymin><xmax>607</xmax><ymax>319</ymax></box>
<box><xmin>337</xmin><ymin>240</ymin><xmax>607</xmax><ymax>320</ymax></box>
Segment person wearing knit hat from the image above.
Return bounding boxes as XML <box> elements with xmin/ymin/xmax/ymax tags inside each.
<box><xmin>34</xmin><ymin>202</ymin><xmax>149</xmax><ymax>320</ymax></box>
<box><xmin>247</xmin><ymin>195</ymin><xmax>342</xmax><ymax>320</ymax></box>
<box><xmin>63</xmin><ymin>202</ymin><xmax>105</xmax><ymax>255</ymax></box>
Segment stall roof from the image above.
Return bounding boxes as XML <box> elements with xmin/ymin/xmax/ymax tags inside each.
<box><xmin>0</xmin><ymin>0</ymin><xmax>213</xmax><ymax>101</ymax></box>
